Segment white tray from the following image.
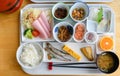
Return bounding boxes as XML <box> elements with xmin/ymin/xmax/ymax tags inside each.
<box><xmin>20</xmin><ymin>4</ymin><xmax>115</xmax><ymax>75</ymax></box>
<box><xmin>31</xmin><ymin>0</ymin><xmax>113</xmax><ymax>3</ymax></box>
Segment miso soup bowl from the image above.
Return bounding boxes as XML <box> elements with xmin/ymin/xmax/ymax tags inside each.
<box><xmin>96</xmin><ymin>51</ymin><xmax>119</xmax><ymax>74</ymax></box>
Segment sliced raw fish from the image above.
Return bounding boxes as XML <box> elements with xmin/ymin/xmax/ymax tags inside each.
<box><xmin>40</xmin><ymin>11</ymin><xmax>51</xmax><ymax>31</ymax></box>
<box><xmin>32</xmin><ymin>20</ymin><xmax>48</xmax><ymax>39</ymax></box>
<box><xmin>38</xmin><ymin>17</ymin><xmax>51</xmax><ymax>37</ymax></box>
<box><xmin>97</xmin><ymin>18</ymin><xmax>108</xmax><ymax>33</ymax></box>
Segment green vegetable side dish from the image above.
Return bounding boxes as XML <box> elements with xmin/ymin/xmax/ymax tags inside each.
<box><xmin>97</xmin><ymin>7</ymin><xmax>103</xmax><ymax>23</ymax></box>
<box><xmin>24</xmin><ymin>29</ymin><xmax>33</xmax><ymax>39</ymax></box>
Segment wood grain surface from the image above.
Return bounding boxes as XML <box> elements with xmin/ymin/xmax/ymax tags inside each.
<box><xmin>0</xmin><ymin>0</ymin><xmax>120</xmax><ymax>76</ymax></box>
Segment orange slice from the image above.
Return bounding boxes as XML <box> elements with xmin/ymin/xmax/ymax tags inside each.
<box><xmin>99</xmin><ymin>36</ymin><xmax>113</xmax><ymax>51</ymax></box>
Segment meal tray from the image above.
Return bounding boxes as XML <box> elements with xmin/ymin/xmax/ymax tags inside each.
<box><xmin>31</xmin><ymin>0</ymin><xmax>113</xmax><ymax>3</ymax></box>
<box><xmin>20</xmin><ymin>4</ymin><xmax>115</xmax><ymax>75</ymax></box>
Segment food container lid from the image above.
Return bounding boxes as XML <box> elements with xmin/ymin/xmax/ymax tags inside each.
<box><xmin>30</xmin><ymin>0</ymin><xmax>113</xmax><ymax>3</ymax></box>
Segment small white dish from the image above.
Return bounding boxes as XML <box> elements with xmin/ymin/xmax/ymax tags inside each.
<box><xmin>87</xmin><ymin>20</ymin><xmax>98</xmax><ymax>32</ymax></box>
<box><xmin>84</xmin><ymin>31</ymin><xmax>98</xmax><ymax>44</ymax></box>
<box><xmin>16</xmin><ymin>42</ymin><xmax>44</xmax><ymax>69</ymax></box>
<box><xmin>70</xmin><ymin>2</ymin><xmax>89</xmax><ymax>22</ymax></box>
<box><xmin>53</xmin><ymin>22</ymin><xmax>73</xmax><ymax>43</ymax></box>
<box><xmin>73</xmin><ymin>22</ymin><xmax>86</xmax><ymax>42</ymax></box>
<box><xmin>52</xmin><ymin>2</ymin><xmax>69</xmax><ymax>21</ymax></box>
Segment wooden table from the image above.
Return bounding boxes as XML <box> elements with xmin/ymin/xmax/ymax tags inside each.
<box><xmin>0</xmin><ymin>0</ymin><xmax>120</xmax><ymax>76</ymax></box>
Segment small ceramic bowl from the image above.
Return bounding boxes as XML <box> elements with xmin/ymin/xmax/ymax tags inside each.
<box><xmin>73</xmin><ymin>22</ymin><xmax>86</xmax><ymax>42</ymax></box>
<box><xmin>84</xmin><ymin>31</ymin><xmax>98</xmax><ymax>44</ymax></box>
<box><xmin>16</xmin><ymin>42</ymin><xmax>44</xmax><ymax>69</ymax></box>
<box><xmin>53</xmin><ymin>22</ymin><xmax>73</xmax><ymax>43</ymax></box>
<box><xmin>52</xmin><ymin>2</ymin><xmax>69</xmax><ymax>21</ymax></box>
<box><xmin>70</xmin><ymin>2</ymin><xmax>89</xmax><ymax>22</ymax></box>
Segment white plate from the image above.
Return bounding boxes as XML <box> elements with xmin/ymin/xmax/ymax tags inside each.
<box><xmin>20</xmin><ymin>7</ymin><xmax>54</xmax><ymax>42</ymax></box>
<box><xmin>43</xmin><ymin>42</ymin><xmax>96</xmax><ymax>62</ymax></box>
<box><xmin>31</xmin><ymin>0</ymin><xmax>113</xmax><ymax>3</ymax></box>
<box><xmin>20</xmin><ymin>4</ymin><xmax>115</xmax><ymax>75</ymax></box>
<box><xmin>87</xmin><ymin>7</ymin><xmax>112</xmax><ymax>33</ymax></box>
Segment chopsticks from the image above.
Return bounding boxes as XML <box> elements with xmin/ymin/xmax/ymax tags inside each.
<box><xmin>48</xmin><ymin>62</ymin><xmax>98</xmax><ymax>70</ymax></box>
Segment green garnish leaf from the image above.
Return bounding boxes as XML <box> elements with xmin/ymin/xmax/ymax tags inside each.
<box><xmin>97</xmin><ymin>7</ymin><xmax>103</xmax><ymax>23</ymax></box>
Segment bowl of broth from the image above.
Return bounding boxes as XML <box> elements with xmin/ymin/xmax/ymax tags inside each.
<box><xmin>97</xmin><ymin>51</ymin><xmax>119</xmax><ymax>73</ymax></box>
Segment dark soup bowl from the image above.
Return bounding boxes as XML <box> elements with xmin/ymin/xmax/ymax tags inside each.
<box><xmin>97</xmin><ymin>51</ymin><xmax>119</xmax><ymax>74</ymax></box>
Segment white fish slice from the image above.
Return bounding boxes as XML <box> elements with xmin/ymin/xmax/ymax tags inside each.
<box><xmin>97</xmin><ymin>18</ymin><xmax>108</xmax><ymax>33</ymax></box>
<box><xmin>97</xmin><ymin>8</ymin><xmax>111</xmax><ymax>33</ymax></box>
<box><xmin>106</xmin><ymin>10</ymin><xmax>111</xmax><ymax>32</ymax></box>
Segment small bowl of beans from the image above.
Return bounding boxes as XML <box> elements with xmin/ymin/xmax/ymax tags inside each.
<box><xmin>52</xmin><ymin>2</ymin><xmax>69</xmax><ymax>21</ymax></box>
<box><xmin>70</xmin><ymin>2</ymin><xmax>89</xmax><ymax>22</ymax></box>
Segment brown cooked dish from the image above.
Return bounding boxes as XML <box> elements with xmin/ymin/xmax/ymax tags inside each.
<box><xmin>72</xmin><ymin>8</ymin><xmax>85</xmax><ymax>20</ymax></box>
<box><xmin>58</xmin><ymin>26</ymin><xmax>71</xmax><ymax>42</ymax></box>
<box><xmin>55</xmin><ymin>8</ymin><xmax>67</xmax><ymax>19</ymax></box>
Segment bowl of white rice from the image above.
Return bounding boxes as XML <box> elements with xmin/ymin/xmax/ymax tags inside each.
<box><xmin>16</xmin><ymin>42</ymin><xmax>44</xmax><ymax>69</ymax></box>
